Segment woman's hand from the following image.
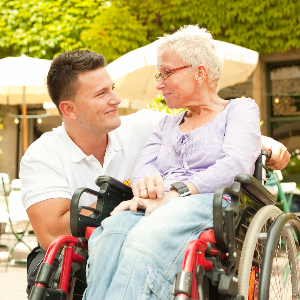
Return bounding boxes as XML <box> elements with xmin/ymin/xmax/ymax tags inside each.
<box><xmin>132</xmin><ymin>174</ymin><xmax>165</xmax><ymax>199</ymax></box>
<box><xmin>110</xmin><ymin>197</ymin><xmax>163</xmax><ymax>217</ymax></box>
<box><xmin>110</xmin><ymin>190</ymin><xmax>180</xmax><ymax>217</ymax></box>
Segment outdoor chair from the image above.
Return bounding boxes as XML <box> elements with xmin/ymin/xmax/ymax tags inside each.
<box><xmin>1</xmin><ymin>177</ymin><xmax>33</xmax><ymax>270</ymax></box>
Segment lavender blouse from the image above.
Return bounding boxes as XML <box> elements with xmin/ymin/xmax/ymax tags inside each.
<box><xmin>131</xmin><ymin>98</ymin><xmax>262</xmax><ymax>194</ymax></box>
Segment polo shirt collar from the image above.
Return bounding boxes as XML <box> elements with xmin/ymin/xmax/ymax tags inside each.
<box><xmin>107</xmin><ymin>129</ymin><xmax>122</xmax><ymax>152</ymax></box>
<box><xmin>60</xmin><ymin>123</ymin><xmax>123</xmax><ymax>163</ymax></box>
<box><xmin>61</xmin><ymin>123</ymin><xmax>87</xmax><ymax>163</ymax></box>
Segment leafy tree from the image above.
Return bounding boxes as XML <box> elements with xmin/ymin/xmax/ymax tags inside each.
<box><xmin>147</xmin><ymin>95</ymin><xmax>187</xmax><ymax>115</ymax></box>
<box><xmin>81</xmin><ymin>3</ymin><xmax>148</xmax><ymax>63</ymax></box>
<box><xmin>0</xmin><ymin>0</ymin><xmax>104</xmax><ymax>59</ymax></box>
<box><xmin>0</xmin><ymin>0</ymin><xmax>299</xmax><ymax>61</ymax></box>
<box><xmin>85</xmin><ymin>0</ymin><xmax>300</xmax><ymax>60</ymax></box>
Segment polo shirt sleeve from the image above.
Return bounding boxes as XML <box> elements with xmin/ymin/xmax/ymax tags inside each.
<box><xmin>20</xmin><ymin>136</ymin><xmax>72</xmax><ymax>210</ymax></box>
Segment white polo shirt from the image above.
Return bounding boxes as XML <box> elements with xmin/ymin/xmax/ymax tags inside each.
<box><xmin>20</xmin><ymin>109</ymin><xmax>164</xmax><ymax>210</ymax></box>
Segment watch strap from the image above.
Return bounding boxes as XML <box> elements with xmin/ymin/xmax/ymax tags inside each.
<box><xmin>170</xmin><ymin>182</ymin><xmax>191</xmax><ymax>197</ymax></box>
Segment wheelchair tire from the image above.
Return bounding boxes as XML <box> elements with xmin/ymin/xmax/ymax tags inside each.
<box><xmin>258</xmin><ymin>213</ymin><xmax>300</xmax><ymax>299</ymax></box>
<box><xmin>238</xmin><ymin>205</ymin><xmax>283</xmax><ymax>298</ymax></box>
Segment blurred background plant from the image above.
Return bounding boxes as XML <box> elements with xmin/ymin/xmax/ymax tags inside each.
<box><xmin>147</xmin><ymin>95</ymin><xmax>187</xmax><ymax>115</ymax></box>
<box><xmin>281</xmin><ymin>149</ymin><xmax>300</xmax><ymax>188</ymax></box>
<box><xmin>1</xmin><ymin>0</ymin><xmax>300</xmax><ymax>61</ymax></box>
<box><xmin>283</xmin><ymin>150</ymin><xmax>300</xmax><ymax>175</ymax></box>
<box><xmin>0</xmin><ymin>105</ymin><xmax>3</xmax><ymax>155</ymax></box>
<box><xmin>0</xmin><ymin>0</ymin><xmax>104</xmax><ymax>59</ymax></box>
<box><xmin>81</xmin><ymin>3</ymin><xmax>148</xmax><ymax>63</ymax></box>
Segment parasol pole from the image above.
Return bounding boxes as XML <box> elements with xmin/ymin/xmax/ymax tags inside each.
<box><xmin>22</xmin><ymin>86</ymin><xmax>28</xmax><ymax>153</ymax></box>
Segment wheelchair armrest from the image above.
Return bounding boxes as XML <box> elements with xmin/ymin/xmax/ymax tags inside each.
<box><xmin>234</xmin><ymin>174</ymin><xmax>276</xmax><ymax>206</ymax></box>
<box><xmin>70</xmin><ymin>176</ymin><xmax>134</xmax><ymax>238</ymax></box>
<box><xmin>213</xmin><ymin>175</ymin><xmax>276</xmax><ymax>250</ymax></box>
<box><xmin>95</xmin><ymin>176</ymin><xmax>133</xmax><ymax>197</ymax></box>
<box><xmin>213</xmin><ymin>185</ymin><xmax>240</xmax><ymax>251</ymax></box>
<box><xmin>70</xmin><ymin>188</ymin><xmax>104</xmax><ymax>237</ymax></box>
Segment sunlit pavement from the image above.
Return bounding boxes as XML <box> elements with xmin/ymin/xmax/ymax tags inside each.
<box><xmin>0</xmin><ymin>233</ymin><xmax>37</xmax><ymax>299</ymax></box>
<box><xmin>0</xmin><ymin>264</ymin><xmax>27</xmax><ymax>299</ymax></box>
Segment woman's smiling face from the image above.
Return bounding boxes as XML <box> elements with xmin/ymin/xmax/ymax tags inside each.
<box><xmin>155</xmin><ymin>50</ymin><xmax>199</xmax><ymax>109</ymax></box>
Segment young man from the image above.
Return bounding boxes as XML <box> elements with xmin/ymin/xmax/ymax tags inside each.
<box><xmin>20</xmin><ymin>50</ymin><xmax>289</xmax><ymax>295</ymax></box>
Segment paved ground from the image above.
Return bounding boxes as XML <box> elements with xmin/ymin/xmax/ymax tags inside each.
<box><xmin>0</xmin><ymin>264</ymin><xmax>27</xmax><ymax>300</ymax></box>
<box><xmin>0</xmin><ymin>232</ymin><xmax>37</xmax><ymax>300</ymax></box>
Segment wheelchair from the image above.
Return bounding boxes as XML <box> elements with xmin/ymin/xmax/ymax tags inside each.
<box><xmin>28</xmin><ymin>152</ymin><xmax>300</xmax><ymax>300</ymax></box>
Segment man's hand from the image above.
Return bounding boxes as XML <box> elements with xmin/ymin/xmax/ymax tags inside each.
<box><xmin>132</xmin><ymin>174</ymin><xmax>165</xmax><ymax>199</ymax></box>
<box><xmin>261</xmin><ymin>136</ymin><xmax>290</xmax><ymax>170</ymax></box>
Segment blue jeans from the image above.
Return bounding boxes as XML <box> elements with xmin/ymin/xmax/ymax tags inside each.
<box><xmin>83</xmin><ymin>194</ymin><xmax>229</xmax><ymax>300</ymax></box>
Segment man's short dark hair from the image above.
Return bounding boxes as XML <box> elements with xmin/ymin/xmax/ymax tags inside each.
<box><xmin>47</xmin><ymin>50</ymin><xmax>107</xmax><ymax>115</ymax></box>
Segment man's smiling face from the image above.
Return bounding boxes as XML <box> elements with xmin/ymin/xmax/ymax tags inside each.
<box><xmin>73</xmin><ymin>67</ymin><xmax>121</xmax><ymax>133</ymax></box>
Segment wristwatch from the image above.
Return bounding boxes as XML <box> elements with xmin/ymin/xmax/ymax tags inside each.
<box><xmin>170</xmin><ymin>182</ymin><xmax>191</xmax><ymax>197</ymax></box>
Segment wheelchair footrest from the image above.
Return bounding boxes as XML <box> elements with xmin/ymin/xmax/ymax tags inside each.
<box><xmin>29</xmin><ymin>286</ymin><xmax>67</xmax><ymax>300</ymax></box>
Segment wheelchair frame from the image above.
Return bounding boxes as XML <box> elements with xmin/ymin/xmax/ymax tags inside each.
<box><xmin>28</xmin><ymin>154</ymin><xmax>300</xmax><ymax>300</ymax></box>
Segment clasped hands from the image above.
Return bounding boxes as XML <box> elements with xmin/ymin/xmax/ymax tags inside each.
<box><xmin>111</xmin><ymin>174</ymin><xmax>176</xmax><ymax>216</ymax></box>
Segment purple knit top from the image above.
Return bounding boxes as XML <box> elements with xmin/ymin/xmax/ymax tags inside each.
<box><xmin>131</xmin><ymin>98</ymin><xmax>262</xmax><ymax>194</ymax></box>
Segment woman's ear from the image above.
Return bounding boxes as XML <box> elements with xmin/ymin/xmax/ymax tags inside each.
<box><xmin>196</xmin><ymin>64</ymin><xmax>207</xmax><ymax>81</ymax></box>
<box><xmin>59</xmin><ymin>100</ymin><xmax>78</xmax><ymax>121</ymax></box>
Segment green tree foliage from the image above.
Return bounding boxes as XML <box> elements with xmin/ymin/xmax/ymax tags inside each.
<box><xmin>282</xmin><ymin>150</ymin><xmax>300</xmax><ymax>175</ymax></box>
<box><xmin>147</xmin><ymin>95</ymin><xmax>187</xmax><ymax>115</ymax></box>
<box><xmin>0</xmin><ymin>0</ymin><xmax>104</xmax><ymax>59</ymax></box>
<box><xmin>0</xmin><ymin>0</ymin><xmax>299</xmax><ymax>60</ymax></box>
<box><xmin>86</xmin><ymin>0</ymin><xmax>300</xmax><ymax>60</ymax></box>
<box><xmin>81</xmin><ymin>4</ymin><xmax>148</xmax><ymax>63</ymax></box>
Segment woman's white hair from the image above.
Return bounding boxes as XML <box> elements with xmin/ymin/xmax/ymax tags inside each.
<box><xmin>157</xmin><ymin>25</ymin><xmax>224</xmax><ymax>92</ymax></box>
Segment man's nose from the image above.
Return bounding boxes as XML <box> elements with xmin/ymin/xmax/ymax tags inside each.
<box><xmin>109</xmin><ymin>91</ymin><xmax>121</xmax><ymax>105</ymax></box>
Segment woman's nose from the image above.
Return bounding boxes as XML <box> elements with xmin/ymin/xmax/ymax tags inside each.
<box><xmin>155</xmin><ymin>79</ymin><xmax>164</xmax><ymax>90</ymax></box>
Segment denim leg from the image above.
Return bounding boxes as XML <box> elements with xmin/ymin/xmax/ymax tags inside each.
<box><xmin>103</xmin><ymin>194</ymin><xmax>229</xmax><ymax>300</ymax></box>
<box><xmin>83</xmin><ymin>210</ymin><xmax>144</xmax><ymax>300</ymax></box>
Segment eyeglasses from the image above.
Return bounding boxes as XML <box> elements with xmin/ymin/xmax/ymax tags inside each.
<box><xmin>155</xmin><ymin>65</ymin><xmax>190</xmax><ymax>81</ymax></box>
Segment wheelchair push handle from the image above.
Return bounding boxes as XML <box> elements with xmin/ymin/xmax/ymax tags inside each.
<box><xmin>262</xmin><ymin>149</ymin><xmax>272</xmax><ymax>161</ymax></box>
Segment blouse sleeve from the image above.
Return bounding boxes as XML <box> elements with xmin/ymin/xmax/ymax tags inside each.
<box><xmin>189</xmin><ymin>98</ymin><xmax>262</xmax><ymax>194</ymax></box>
<box><xmin>130</xmin><ymin>115</ymin><xmax>168</xmax><ymax>186</ymax></box>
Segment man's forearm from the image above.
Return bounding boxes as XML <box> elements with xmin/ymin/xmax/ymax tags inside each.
<box><xmin>27</xmin><ymin>198</ymin><xmax>97</xmax><ymax>251</ymax></box>
<box><xmin>34</xmin><ymin>209</ymin><xmax>72</xmax><ymax>251</ymax></box>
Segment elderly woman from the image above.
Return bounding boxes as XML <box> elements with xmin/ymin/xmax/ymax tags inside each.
<box><xmin>84</xmin><ymin>25</ymin><xmax>261</xmax><ymax>300</ymax></box>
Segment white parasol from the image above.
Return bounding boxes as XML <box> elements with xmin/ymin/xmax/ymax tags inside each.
<box><xmin>106</xmin><ymin>39</ymin><xmax>259</xmax><ymax>108</ymax></box>
<box><xmin>0</xmin><ymin>55</ymin><xmax>52</xmax><ymax>152</ymax></box>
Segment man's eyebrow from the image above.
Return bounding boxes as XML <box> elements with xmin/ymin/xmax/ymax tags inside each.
<box><xmin>93</xmin><ymin>87</ymin><xmax>106</xmax><ymax>96</ymax></box>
